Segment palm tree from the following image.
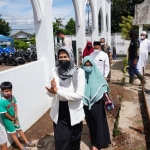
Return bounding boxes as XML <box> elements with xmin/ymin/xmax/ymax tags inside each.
<box><xmin>54</xmin><ymin>18</ymin><xmax>64</xmax><ymax>28</ymax></box>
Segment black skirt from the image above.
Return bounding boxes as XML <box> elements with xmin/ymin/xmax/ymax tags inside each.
<box><xmin>84</xmin><ymin>99</ymin><xmax>111</xmax><ymax>149</ymax></box>
<box><xmin>53</xmin><ymin>101</ymin><xmax>82</xmax><ymax>150</ymax></box>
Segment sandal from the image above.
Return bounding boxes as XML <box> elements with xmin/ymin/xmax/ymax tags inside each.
<box><xmin>25</xmin><ymin>141</ymin><xmax>36</xmax><ymax>147</ymax></box>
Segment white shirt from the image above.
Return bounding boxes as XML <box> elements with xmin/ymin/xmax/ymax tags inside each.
<box><xmin>47</xmin><ymin>67</ymin><xmax>85</xmax><ymax>126</ymax></box>
<box><xmin>137</xmin><ymin>39</ymin><xmax>150</xmax><ymax>74</ymax></box>
<box><xmin>63</xmin><ymin>36</ymin><xmax>72</xmax><ymax>49</ymax></box>
<box><xmin>90</xmin><ymin>49</ymin><xmax>110</xmax><ymax>77</ymax></box>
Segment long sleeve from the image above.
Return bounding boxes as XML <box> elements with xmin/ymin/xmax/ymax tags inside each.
<box><xmin>104</xmin><ymin>54</ymin><xmax>110</xmax><ymax>77</ymax></box>
<box><xmin>148</xmin><ymin>39</ymin><xmax>150</xmax><ymax>53</ymax></box>
<box><xmin>57</xmin><ymin>69</ymin><xmax>85</xmax><ymax>101</ymax></box>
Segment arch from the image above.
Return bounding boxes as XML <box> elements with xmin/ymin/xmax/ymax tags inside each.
<box><xmin>72</xmin><ymin>0</ymin><xmax>81</xmax><ymax>27</ymax></box>
<box><xmin>106</xmin><ymin>13</ymin><xmax>109</xmax><ymax>32</ymax></box>
<box><xmin>89</xmin><ymin>0</ymin><xmax>96</xmax><ymax>29</ymax></box>
<box><xmin>98</xmin><ymin>7</ymin><xmax>104</xmax><ymax>32</ymax></box>
<box><xmin>30</xmin><ymin>0</ymin><xmax>43</xmax><ymax>21</ymax></box>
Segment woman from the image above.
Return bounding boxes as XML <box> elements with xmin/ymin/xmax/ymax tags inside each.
<box><xmin>82</xmin><ymin>41</ymin><xmax>94</xmax><ymax>58</ymax></box>
<box><xmin>82</xmin><ymin>56</ymin><xmax>111</xmax><ymax>150</ymax></box>
<box><xmin>46</xmin><ymin>46</ymin><xmax>85</xmax><ymax>150</ymax></box>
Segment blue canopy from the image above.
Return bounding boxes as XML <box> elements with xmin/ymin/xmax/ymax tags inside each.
<box><xmin>0</xmin><ymin>34</ymin><xmax>14</xmax><ymax>48</ymax></box>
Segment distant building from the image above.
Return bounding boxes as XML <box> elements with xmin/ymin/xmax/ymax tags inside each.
<box><xmin>10</xmin><ymin>30</ymin><xmax>33</xmax><ymax>41</ymax></box>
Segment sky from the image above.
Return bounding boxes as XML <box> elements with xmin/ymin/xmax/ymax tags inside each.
<box><xmin>0</xmin><ymin>0</ymin><xmax>91</xmax><ymax>35</ymax></box>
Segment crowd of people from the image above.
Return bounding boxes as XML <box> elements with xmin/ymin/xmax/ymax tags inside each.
<box><xmin>0</xmin><ymin>29</ymin><xmax>150</xmax><ymax>150</ymax></box>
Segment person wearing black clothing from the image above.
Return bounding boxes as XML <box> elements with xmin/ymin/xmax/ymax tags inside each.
<box><xmin>113</xmin><ymin>47</ymin><xmax>117</xmax><ymax>60</ymax></box>
<box><xmin>126</xmin><ymin>29</ymin><xmax>145</xmax><ymax>86</ymax></box>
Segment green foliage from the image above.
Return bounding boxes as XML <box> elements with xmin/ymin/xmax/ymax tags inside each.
<box><xmin>53</xmin><ymin>18</ymin><xmax>64</xmax><ymax>35</ymax></box>
<box><xmin>0</xmin><ymin>14</ymin><xmax>11</xmax><ymax>36</ymax></box>
<box><xmin>119</xmin><ymin>15</ymin><xmax>133</xmax><ymax>39</ymax></box>
<box><xmin>111</xmin><ymin>0</ymin><xmax>144</xmax><ymax>33</ymax></box>
<box><xmin>123</xmin><ymin>58</ymin><xmax>128</xmax><ymax>68</ymax></box>
<box><xmin>30</xmin><ymin>37</ymin><xmax>36</xmax><ymax>45</ymax></box>
<box><xmin>65</xmin><ymin>18</ymin><xmax>76</xmax><ymax>35</ymax></box>
<box><xmin>14</xmin><ymin>40</ymin><xmax>29</xmax><ymax>51</ymax></box>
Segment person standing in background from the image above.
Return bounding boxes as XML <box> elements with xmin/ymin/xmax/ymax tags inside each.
<box><xmin>90</xmin><ymin>41</ymin><xmax>110</xmax><ymax>81</ymax></box>
<box><xmin>100</xmin><ymin>38</ymin><xmax>112</xmax><ymax>82</ymax></box>
<box><xmin>82</xmin><ymin>41</ymin><xmax>94</xmax><ymax>58</ymax></box>
<box><xmin>126</xmin><ymin>29</ymin><xmax>145</xmax><ymax>86</ymax></box>
<box><xmin>56</xmin><ymin>30</ymin><xmax>73</xmax><ymax>50</ymax></box>
<box><xmin>137</xmin><ymin>31</ymin><xmax>150</xmax><ymax>74</ymax></box>
<box><xmin>113</xmin><ymin>47</ymin><xmax>117</xmax><ymax>60</ymax></box>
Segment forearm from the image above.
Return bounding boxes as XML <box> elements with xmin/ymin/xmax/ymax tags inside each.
<box><xmin>15</xmin><ymin>105</ymin><xmax>18</xmax><ymax>118</ymax></box>
<box><xmin>4</xmin><ymin>113</ymin><xmax>14</xmax><ymax>121</ymax></box>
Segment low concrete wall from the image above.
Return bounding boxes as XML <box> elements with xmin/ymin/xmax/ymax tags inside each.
<box><xmin>0</xmin><ymin>60</ymin><xmax>52</xmax><ymax>146</ymax></box>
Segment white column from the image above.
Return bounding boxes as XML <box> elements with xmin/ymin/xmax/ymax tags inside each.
<box><xmin>139</xmin><ymin>24</ymin><xmax>143</xmax><ymax>38</ymax></box>
<box><xmin>72</xmin><ymin>0</ymin><xmax>86</xmax><ymax>66</ymax></box>
<box><xmin>89</xmin><ymin>0</ymin><xmax>98</xmax><ymax>43</ymax></box>
<box><xmin>30</xmin><ymin>0</ymin><xmax>55</xmax><ymax>74</ymax></box>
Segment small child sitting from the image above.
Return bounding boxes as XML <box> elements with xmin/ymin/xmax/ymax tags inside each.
<box><xmin>0</xmin><ymin>82</ymin><xmax>35</xmax><ymax>150</ymax></box>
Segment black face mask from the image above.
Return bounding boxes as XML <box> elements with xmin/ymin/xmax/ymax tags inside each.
<box><xmin>59</xmin><ymin>60</ymin><xmax>70</xmax><ymax>69</ymax></box>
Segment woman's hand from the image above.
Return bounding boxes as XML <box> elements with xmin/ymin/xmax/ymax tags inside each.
<box><xmin>45</xmin><ymin>78</ymin><xmax>58</xmax><ymax>94</ymax></box>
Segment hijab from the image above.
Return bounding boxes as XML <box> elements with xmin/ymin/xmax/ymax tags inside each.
<box><xmin>82</xmin><ymin>41</ymin><xmax>94</xmax><ymax>58</ymax></box>
<box><xmin>57</xmin><ymin>46</ymin><xmax>78</xmax><ymax>86</ymax></box>
<box><xmin>82</xmin><ymin>56</ymin><xmax>109</xmax><ymax>109</ymax></box>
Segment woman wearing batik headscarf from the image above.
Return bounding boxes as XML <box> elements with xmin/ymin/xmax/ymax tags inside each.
<box><xmin>46</xmin><ymin>46</ymin><xmax>85</xmax><ymax>150</ymax></box>
<box><xmin>82</xmin><ymin>56</ymin><xmax>111</xmax><ymax>150</ymax></box>
<box><xmin>82</xmin><ymin>41</ymin><xmax>94</xmax><ymax>58</ymax></box>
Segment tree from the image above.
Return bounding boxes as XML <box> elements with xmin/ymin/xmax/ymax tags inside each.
<box><xmin>111</xmin><ymin>0</ymin><xmax>144</xmax><ymax>33</ymax></box>
<box><xmin>119</xmin><ymin>16</ymin><xmax>133</xmax><ymax>40</ymax></box>
<box><xmin>54</xmin><ymin>18</ymin><xmax>64</xmax><ymax>28</ymax></box>
<box><xmin>0</xmin><ymin>14</ymin><xmax>11</xmax><ymax>36</ymax></box>
<box><xmin>14</xmin><ymin>40</ymin><xmax>29</xmax><ymax>51</ymax></box>
<box><xmin>30</xmin><ymin>37</ymin><xmax>36</xmax><ymax>45</ymax></box>
<box><xmin>52</xmin><ymin>18</ymin><xmax>65</xmax><ymax>35</ymax></box>
<box><xmin>65</xmin><ymin>18</ymin><xmax>76</xmax><ymax>35</ymax></box>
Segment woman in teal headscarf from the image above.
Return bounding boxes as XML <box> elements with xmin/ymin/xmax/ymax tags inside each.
<box><xmin>82</xmin><ymin>56</ymin><xmax>111</xmax><ymax>150</ymax></box>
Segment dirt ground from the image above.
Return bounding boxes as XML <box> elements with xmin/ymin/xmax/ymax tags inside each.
<box><xmin>9</xmin><ymin>82</ymin><xmax>150</xmax><ymax>150</ymax></box>
<box><xmin>7</xmin><ymin>60</ymin><xmax>150</xmax><ymax>150</ymax></box>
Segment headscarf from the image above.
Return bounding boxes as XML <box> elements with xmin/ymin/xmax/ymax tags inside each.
<box><xmin>82</xmin><ymin>56</ymin><xmax>109</xmax><ymax>109</ymax></box>
<box><xmin>82</xmin><ymin>41</ymin><xmax>94</xmax><ymax>58</ymax></box>
<box><xmin>57</xmin><ymin>46</ymin><xmax>78</xmax><ymax>86</ymax></box>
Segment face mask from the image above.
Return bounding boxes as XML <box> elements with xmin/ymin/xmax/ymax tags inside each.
<box><xmin>1</xmin><ymin>92</ymin><xmax>12</xmax><ymax>98</ymax></box>
<box><xmin>141</xmin><ymin>36</ymin><xmax>145</xmax><ymax>40</ymax></box>
<box><xmin>94</xmin><ymin>50</ymin><xmax>99</xmax><ymax>53</ymax></box>
<box><xmin>59</xmin><ymin>60</ymin><xmax>70</xmax><ymax>69</ymax></box>
<box><xmin>83</xmin><ymin>66</ymin><xmax>93</xmax><ymax>73</ymax></box>
<box><xmin>101</xmin><ymin>43</ymin><xmax>105</xmax><ymax>46</ymax></box>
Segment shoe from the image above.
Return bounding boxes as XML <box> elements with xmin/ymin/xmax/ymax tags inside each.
<box><xmin>136</xmin><ymin>73</ymin><xmax>146</xmax><ymax>86</ymax></box>
<box><xmin>125</xmin><ymin>75</ymin><xmax>134</xmax><ymax>87</ymax></box>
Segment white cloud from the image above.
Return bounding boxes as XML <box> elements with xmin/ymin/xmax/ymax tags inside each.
<box><xmin>0</xmin><ymin>0</ymin><xmax>91</xmax><ymax>34</ymax></box>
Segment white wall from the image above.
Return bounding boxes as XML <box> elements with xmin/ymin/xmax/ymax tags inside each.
<box><xmin>0</xmin><ymin>60</ymin><xmax>52</xmax><ymax>146</ymax></box>
<box><xmin>111</xmin><ymin>33</ymin><xmax>130</xmax><ymax>55</ymax></box>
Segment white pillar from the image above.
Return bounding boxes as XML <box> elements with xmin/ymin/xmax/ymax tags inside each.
<box><xmin>30</xmin><ymin>0</ymin><xmax>55</xmax><ymax>74</ymax></box>
<box><xmin>72</xmin><ymin>0</ymin><xmax>86</xmax><ymax>66</ymax></box>
<box><xmin>139</xmin><ymin>24</ymin><xmax>143</xmax><ymax>38</ymax></box>
<box><xmin>89</xmin><ymin>0</ymin><xmax>98</xmax><ymax>43</ymax></box>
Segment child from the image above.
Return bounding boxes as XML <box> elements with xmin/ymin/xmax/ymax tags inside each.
<box><xmin>0</xmin><ymin>126</ymin><xmax>8</xmax><ymax>150</ymax></box>
<box><xmin>0</xmin><ymin>82</ymin><xmax>35</xmax><ymax>150</ymax></box>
